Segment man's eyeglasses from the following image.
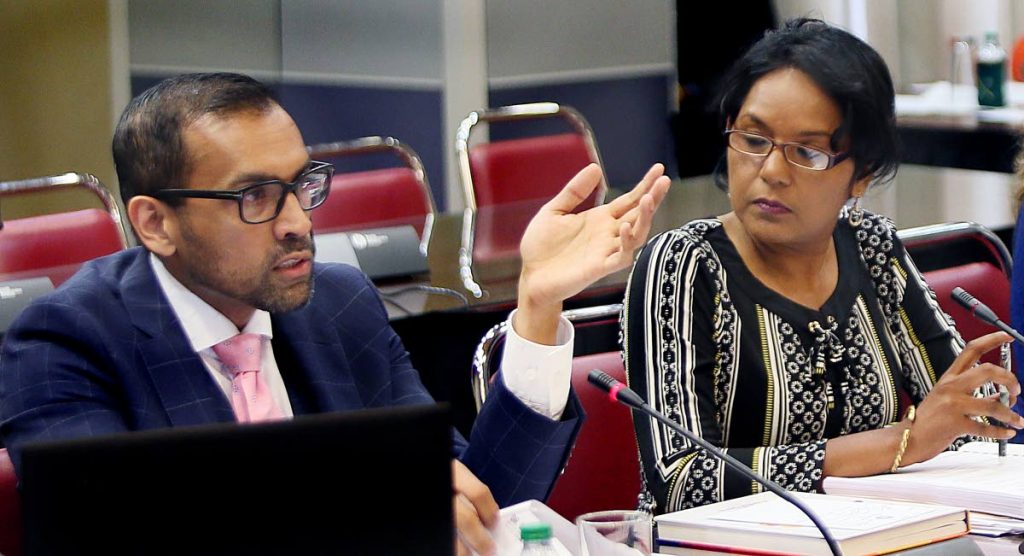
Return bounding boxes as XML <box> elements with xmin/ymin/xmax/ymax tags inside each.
<box><xmin>724</xmin><ymin>129</ymin><xmax>849</xmax><ymax>171</ymax></box>
<box><xmin>153</xmin><ymin>161</ymin><xmax>334</xmax><ymax>224</ymax></box>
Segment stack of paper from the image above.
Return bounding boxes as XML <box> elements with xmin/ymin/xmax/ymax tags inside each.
<box><xmin>655</xmin><ymin>492</ymin><xmax>967</xmax><ymax>556</ymax></box>
<box><xmin>824</xmin><ymin>442</ymin><xmax>1024</xmax><ymax>519</ymax></box>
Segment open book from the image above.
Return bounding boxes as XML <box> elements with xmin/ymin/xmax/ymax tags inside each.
<box><xmin>823</xmin><ymin>441</ymin><xmax>1024</xmax><ymax>519</ymax></box>
<box><xmin>655</xmin><ymin>492</ymin><xmax>968</xmax><ymax>556</ymax></box>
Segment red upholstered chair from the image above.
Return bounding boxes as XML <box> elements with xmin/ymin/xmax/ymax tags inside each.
<box><xmin>307</xmin><ymin>136</ymin><xmax>436</xmax><ymax>253</ymax></box>
<box><xmin>456</xmin><ymin>103</ymin><xmax>606</xmax><ymax>297</ymax></box>
<box><xmin>0</xmin><ymin>173</ymin><xmax>129</xmax><ymax>287</ymax></box>
<box><xmin>898</xmin><ymin>222</ymin><xmax>1013</xmax><ymax>367</ymax></box>
<box><xmin>472</xmin><ymin>304</ymin><xmax>641</xmax><ymax>520</ymax></box>
<box><xmin>0</xmin><ymin>448</ymin><xmax>22</xmax><ymax>556</ymax></box>
<box><xmin>456</xmin><ymin>103</ymin><xmax>605</xmax><ymax>210</ymax></box>
<box><xmin>550</xmin><ymin>352</ymin><xmax>640</xmax><ymax>520</ymax></box>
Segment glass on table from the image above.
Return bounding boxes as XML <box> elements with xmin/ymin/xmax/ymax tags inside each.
<box><xmin>576</xmin><ymin>510</ymin><xmax>652</xmax><ymax>556</ymax></box>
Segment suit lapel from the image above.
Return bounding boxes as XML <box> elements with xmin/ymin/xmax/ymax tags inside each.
<box><xmin>121</xmin><ymin>251</ymin><xmax>236</xmax><ymax>427</ymax></box>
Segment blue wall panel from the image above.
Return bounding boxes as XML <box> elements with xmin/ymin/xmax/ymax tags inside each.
<box><xmin>277</xmin><ymin>83</ymin><xmax>445</xmax><ymax>209</ymax></box>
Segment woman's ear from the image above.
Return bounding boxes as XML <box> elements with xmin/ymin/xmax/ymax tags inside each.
<box><xmin>127</xmin><ymin>196</ymin><xmax>177</xmax><ymax>257</ymax></box>
<box><xmin>850</xmin><ymin>174</ymin><xmax>871</xmax><ymax>200</ymax></box>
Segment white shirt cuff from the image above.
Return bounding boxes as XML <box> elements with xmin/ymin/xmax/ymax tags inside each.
<box><xmin>499</xmin><ymin>309</ymin><xmax>574</xmax><ymax>420</ymax></box>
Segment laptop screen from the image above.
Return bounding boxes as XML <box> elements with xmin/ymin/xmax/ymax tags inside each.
<box><xmin>19</xmin><ymin>404</ymin><xmax>453</xmax><ymax>556</ymax></box>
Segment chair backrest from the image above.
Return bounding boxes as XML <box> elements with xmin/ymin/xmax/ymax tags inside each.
<box><xmin>472</xmin><ymin>304</ymin><xmax>640</xmax><ymax>520</ymax></box>
<box><xmin>0</xmin><ymin>448</ymin><xmax>22</xmax><ymax>556</ymax></box>
<box><xmin>0</xmin><ymin>173</ymin><xmax>129</xmax><ymax>287</ymax></box>
<box><xmin>307</xmin><ymin>136</ymin><xmax>435</xmax><ymax>245</ymax></box>
<box><xmin>548</xmin><ymin>353</ymin><xmax>640</xmax><ymax>520</ymax></box>
<box><xmin>898</xmin><ymin>222</ymin><xmax>1012</xmax><ymax>367</ymax></box>
<box><xmin>455</xmin><ymin>104</ymin><xmax>606</xmax><ymax>297</ymax></box>
<box><xmin>456</xmin><ymin>103</ymin><xmax>606</xmax><ymax>210</ymax></box>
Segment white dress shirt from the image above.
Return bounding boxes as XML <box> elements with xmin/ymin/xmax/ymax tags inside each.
<box><xmin>149</xmin><ymin>254</ymin><xmax>574</xmax><ymax>420</ymax></box>
<box><xmin>150</xmin><ymin>254</ymin><xmax>295</xmax><ymax>417</ymax></box>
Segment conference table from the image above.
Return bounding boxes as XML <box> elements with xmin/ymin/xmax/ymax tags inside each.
<box><xmin>898</xmin><ymin>114</ymin><xmax>1021</xmax><ymax>173</ymax></box>
<box><xmin>383</xmin><ymin>163</ymin><xmax>1018</xmax><ymax>317</ymax></box>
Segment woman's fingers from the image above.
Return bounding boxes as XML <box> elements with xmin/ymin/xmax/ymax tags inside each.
<box><xmin>944</xmin><ymin>332</ymin><xmax>1013</xmax><ymax>377</ymax></box>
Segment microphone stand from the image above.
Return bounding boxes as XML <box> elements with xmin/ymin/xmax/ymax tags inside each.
<box><xmin>587</xmin><ymin>370</ymin><xmax>843</xmax><ymax>556</ymax></box>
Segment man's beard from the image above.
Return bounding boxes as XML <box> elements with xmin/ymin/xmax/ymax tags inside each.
<box><xmin>178</xmin><ymin>224</ymin><xmax>316</xmax><ymax>315</ymax></box>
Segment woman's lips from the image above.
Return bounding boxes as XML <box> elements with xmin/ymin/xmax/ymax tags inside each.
<box><xmin>753</xmin><ymin>198</ymin><xmax>791</xmax><ymax>215</ymax></box>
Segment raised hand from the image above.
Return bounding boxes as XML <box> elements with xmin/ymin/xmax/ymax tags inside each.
<box><xmin>514</xmin><ymin>163</ymin><xmax>671</xmax><ymax>344</ymax></box>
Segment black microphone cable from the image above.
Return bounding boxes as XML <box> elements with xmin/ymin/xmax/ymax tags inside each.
<box><xmin>587</xmin><ymin>369</ymin><xmax>844</xmax><ymax>556</ymax></box>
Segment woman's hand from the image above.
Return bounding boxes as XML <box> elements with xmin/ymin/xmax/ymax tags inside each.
<box><xmin>904</xmin><ymin>331</ymin><xmax>1024</xmax><ymax>465</ymax></box>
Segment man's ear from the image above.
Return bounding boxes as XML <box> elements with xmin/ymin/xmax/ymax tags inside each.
<box><xmin>127</xmin><ymin>196</ymin><xmax>177</xmax><ymax>257</ymax></box>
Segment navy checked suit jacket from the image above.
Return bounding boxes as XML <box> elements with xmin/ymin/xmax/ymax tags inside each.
<box><xmin>0</xmin><ymin>248</ymin><xmax>582</xmax><ymax>506</ymax></box>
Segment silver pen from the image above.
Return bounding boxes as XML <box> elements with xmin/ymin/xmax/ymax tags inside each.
<box><xmin>999</xmin><ymin>385</ymin><xmax>1009</xmax><ymax>457</ymax></box>
<box><xmin>998</xmin><ymin>342</ymin><xmax>1011</xmax><ymax>457</ymax></box>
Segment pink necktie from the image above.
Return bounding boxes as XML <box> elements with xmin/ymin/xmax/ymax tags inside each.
<box><xmin>212</xmin><ymin>333</ymin><xmax>284</xmax><ymax>423</ymax></box>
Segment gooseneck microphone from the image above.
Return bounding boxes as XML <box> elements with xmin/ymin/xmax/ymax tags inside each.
<box><xmin>951</xmin><ymin>287</ymin><xmax>1024</xmax><ymax>344</ymax></box>
<box><xmin>950</xmin><ymin>286</ymin><xmax>1017</xmax><ymax>458</ymax></box>
<box><xmin>587</xmin><ymin>370</ymin><xmax>843</xmax><ymax>556</ymax></box>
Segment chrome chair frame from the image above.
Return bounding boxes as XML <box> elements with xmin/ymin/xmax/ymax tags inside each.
<box><xmin>307</xmin><ymin>136</ymin><xmax>436</xmax><ymax>256</ymax></box>
<box><xmin>455</xmin><ymin>102</ymin><xmax>607</xmax><ymax>298</ymax></box>
<box><xmin>897</xmin><ymin>221</ymin><xmax>1013</xmax><ymax>372</ymax></box>
<box><xmin>471</xmin><ymin>303</ymin><xmax>622</xmax><ymax>412</ymax></box>
<box><xmin>0</xmin><ymin>172</ymin><xmax>130</xmax><ymax>248</ymax></box>
<box><xmin>896</xmin><ymin>221</ymin><xmax>1012</xmax><ymax>276</ymax></box>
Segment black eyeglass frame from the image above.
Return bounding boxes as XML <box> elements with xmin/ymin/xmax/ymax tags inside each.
<box><xmin>152</xmin><ymin>161</ymin><xmax>335</xmax><ymax>224</ymax></box>
<box><xmin>724</xmin><ymin>129</ymin><xmax>850</xmax><ymax>171</ymax></box>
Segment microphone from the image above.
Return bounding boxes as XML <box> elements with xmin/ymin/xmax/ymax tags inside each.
<box><xmin>950</xmin><ymin>286</ymin><xmax>1016</xmax><ymax>458</ymax></box>
<box><xmin>950</xmin><ymin>287</ymin><xmax>1024</xmax><ymax>344</ymax></box>
<box><xmin>587</xmin><ymin>370</ymin><xmax>843</xmax><ymax>556</ymax></box>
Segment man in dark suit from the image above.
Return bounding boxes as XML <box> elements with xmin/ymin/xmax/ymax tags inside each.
<box><xmin>0</xmin><ymin>73</ymin><xmax>669</xmax><ymax>555</ymax></box>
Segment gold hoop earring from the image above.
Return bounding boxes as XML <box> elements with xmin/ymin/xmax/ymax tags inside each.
<box><xmin>848</xmin><ymin>197</ymin><xmax>864</xmax><ymax>227</ymax></box>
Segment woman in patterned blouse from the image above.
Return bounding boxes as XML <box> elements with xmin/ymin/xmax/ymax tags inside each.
<box><xmin>623</xmin><ymin>18</ymin><xmax>1024</xmax><ymax>514</ymax></box>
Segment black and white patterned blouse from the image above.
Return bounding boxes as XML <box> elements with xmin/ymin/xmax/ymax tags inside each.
<box><xmin>622</xmin><ymin>210</ymin><xmax>965</xmax><ymax>514</ymax></box>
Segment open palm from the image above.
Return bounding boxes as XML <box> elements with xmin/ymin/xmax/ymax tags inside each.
<box><xmin>518</xmin><ymin>163</ymin><xmax>670</xmax><ymax>310</ymax></box>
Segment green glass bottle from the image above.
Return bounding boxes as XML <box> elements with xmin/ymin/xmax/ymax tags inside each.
<box><xmin>977</xmin><ymin>31</ymin><xmax>1007</xmax><ymax>107</ymax></box>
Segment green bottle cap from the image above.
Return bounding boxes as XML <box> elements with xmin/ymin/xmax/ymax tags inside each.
<box><xmin>520</xmin><ymin>522</ymin><xmax>552</xmax><ymax>541</ymax></box>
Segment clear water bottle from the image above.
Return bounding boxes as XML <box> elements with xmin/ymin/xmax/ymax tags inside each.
<box><xmin>977</xmin><ymin>31</ymin><xmax>1007</xmax><ymax>107</ymax></box>
<box><xmin>520</xmin><ymin>522</ymin><xmax>559</xmax><ymax>555</ymax></box>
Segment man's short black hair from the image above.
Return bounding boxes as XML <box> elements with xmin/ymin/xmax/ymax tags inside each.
<box><xmin>715</xmin><ymin>18</ymin><xmax>899</xmax><ymax>188</ymax></box>
<box><xmin>112</xmin><ymin>72</ymin><xmax>279</xmax><ymax>205</ymax></box>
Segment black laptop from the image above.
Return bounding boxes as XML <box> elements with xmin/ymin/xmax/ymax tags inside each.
<box><xmin>19</xmin><ymin>404</ymin><xmax>453</xmax><ymax>556</ymax></box>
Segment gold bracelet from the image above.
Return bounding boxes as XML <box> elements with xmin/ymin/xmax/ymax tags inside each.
<box><xmin>890</xmin><ymin>405</ymin><xmax>916</xmax><ymax>473</ymax></box>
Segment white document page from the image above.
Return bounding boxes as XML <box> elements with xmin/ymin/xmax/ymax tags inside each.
<box><xmin>824</xmin><ymin>449</ymin><xmax>1024</xmax><ymax>518</ymax></box>
<box><xmin>705</xmin><ymin>493</ymin><xmax>956</xmax><ymax>538</ymax></box>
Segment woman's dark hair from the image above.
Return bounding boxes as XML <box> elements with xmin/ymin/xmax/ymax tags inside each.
<box><xmin>112</xmin><ymin>72</ymin><xmax>278</xmax><ymax>205</ymax></box>
<box><xmin>713</xmin><ymin>18</ymin><xmax>899</xmax><ymax>189</ymax></box>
